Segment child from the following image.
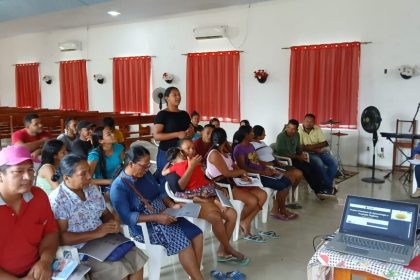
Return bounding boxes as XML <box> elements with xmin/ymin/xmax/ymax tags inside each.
<box><xmin>162</xmin><ymin>147</ymin><xmax>249</xmax><ymax>265</ymax></box>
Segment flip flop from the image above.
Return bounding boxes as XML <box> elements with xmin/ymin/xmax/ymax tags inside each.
<box><xmin>258</xmin><ymin>230</ymin><xmax>280</xmax><ymax>239</ymax></box>
<box><xmin>286</xmin><ymin>212</ymin><xmax>299</xmax><ymax>220</ymax></box>
<box><xmin>243</xmin><ymin>234</ymin><xmax>266</xmax><ymax>243</ymax></box>
<box><xmin>270</xmin><ymin>213</ymin><xmax>289</xmax><ymax>221</ymax></box>
<box><xmin>211</xmin><ymin>270</ymin><xmax>227</xmax><ymax>280</ymax></box>
<box><xmin>218</xmin><ymin>256</ymin><xmax>251</xmax><ymax>266</ymax></box>
<box><xmin>226</xmin><ymin>270</ymin><xmax>247</xmax><ymax>280</ymax></box>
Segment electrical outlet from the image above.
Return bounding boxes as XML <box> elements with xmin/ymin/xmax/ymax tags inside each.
<box><xmin>367</xmin><ymin>146</ymin><xmax>370</xmax><ymax>151</ymax></box>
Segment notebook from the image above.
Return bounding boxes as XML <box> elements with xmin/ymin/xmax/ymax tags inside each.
<box><xmin>325</xmin><ymin>195</ymin><xmax>418</xmax><ymax>265</ymax></box>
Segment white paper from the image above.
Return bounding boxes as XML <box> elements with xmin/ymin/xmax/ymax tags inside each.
<box><xmin>233</xmin><ymin>177</ymin><xmax>263</xmax><ymax>188</ymax></box>
<box><xmin>408</xmin><ymin>159</ymin><xmax>420</xmax><ymax>165</ymax></box>
<box><xmin>216</xmin><ymin>189</ymin><xmax>233</xmax><ymax>208</ymax></box>
<box><xmin>164</xmin><ymin>203</ymin><xmax>201</xmax><ymax>218</ymax></box>
<box><xmin>78</xmin><ymin>233</ymin><xmax>131</xmax><ymax>262</ymax></box>
<box><xmin>68</xmin><ymin>264</ymin><xmax>91</xmax><ymax>280</ymax></box>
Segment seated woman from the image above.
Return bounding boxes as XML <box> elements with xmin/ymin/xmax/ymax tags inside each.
<box><xmin>87</xmin><ymin>126</ymin><xmax>124</xmax><ymax>194</ymax></box>
<box><xmin>49</xmin><ymin>154</ymin><xmax>147</xmax><ymax>280</ymax></box>
<box><xmin>163</xmin><ymin>144</ymin><xmax>249</xmax><ymax>264</ymax></box>
<box><xmin>206</xmin><ymin>127</ymin><xmax>269</xmax><ymax>240</ymax></box>
<box><xmin>110</xmin><ymin>146</ymin><xmax>204</xmax><ymax>280</ymax></box>
<box><xmin>233</xmin><ymin>125</ymin><xmax>298</xmax><ymax>221</ymax></box>
<box><xmin>35</xmin><ymin>139</ymin><xmax>67</xmax><ymax>195</ymax></box>
<box><xmin>251</xmin><ymin>125</ymin><xmax>303</xmax><ymax>204</ymax></box>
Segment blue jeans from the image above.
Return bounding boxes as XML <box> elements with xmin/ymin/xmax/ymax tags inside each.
<box><xmin>309</xmin><ymin>152</ymin><xmax>338</xmax><ymax>187</ymax></box>
<box><xmin>156</xmin><ymin>148</ymin><xmax>168</xmax><ymax>185</ymax></box>
<box><xmin>416</xmin><ymin>164</ymin><xmax>420</xmax><ymax>189</ymax></box>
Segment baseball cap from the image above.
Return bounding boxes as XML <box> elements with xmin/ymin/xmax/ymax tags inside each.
<box><xmin>0</xmin><ymin>145</ymin><xmax>40</xmax><ymax>166</ymax></box>
<box><xmin>77</xmin><ymin>120</ymin><xmax>95</xmax><ymax>131</ymax></box>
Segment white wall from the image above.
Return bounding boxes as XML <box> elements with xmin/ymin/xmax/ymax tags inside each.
<box><xmin>1</xmin><ymin>0</ymin><xmax>419</xmax><ymax>168</ymax></box>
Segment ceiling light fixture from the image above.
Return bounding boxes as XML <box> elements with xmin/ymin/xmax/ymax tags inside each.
<box><xmin>107</xmin><ymin>10</ymin><xmax>121</xmax><ymax>17</ymax></box>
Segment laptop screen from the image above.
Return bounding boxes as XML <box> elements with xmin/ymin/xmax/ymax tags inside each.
<box><xmin>339</xmin><ymin>196</ymin><xmax>418</xmax><ymax>246</ymax></box>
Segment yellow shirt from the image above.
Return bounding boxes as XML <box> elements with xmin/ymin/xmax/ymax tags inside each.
<box><xmin>298</xmin><ymin>125</ymin><xmax>326</xmax><ymax>145</ymax></box>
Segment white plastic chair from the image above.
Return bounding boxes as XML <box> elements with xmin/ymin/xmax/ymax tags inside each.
<box><xmin>247</xmin><ymin>172</ymin><xmax>274</xmax><ymax>225</ymax></box>
<box><xmin>121</xmin><ymin>223</ymin><xmax>169</xmax><ymax>280</ymax></box>
<box><xmin>164</xmin><ymin>182</ymin><xmax>210</xmax><ymax>233</ymax></box>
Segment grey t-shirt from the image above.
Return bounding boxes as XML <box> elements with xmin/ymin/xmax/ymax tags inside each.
<box><xmin>57</xmin><ymin>133</ymin><xmax>76</xmax><ymax>152</ymax></box>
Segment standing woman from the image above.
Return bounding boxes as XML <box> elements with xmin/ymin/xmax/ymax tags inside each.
<box><xmin>35</xmin><ymin>139</ymin><xmax>67</xmax><ymax>195</ymax></box>
<box><xmin>154</xmin><ymin>87</ymin><xmax>194</xmax><ymax>182</ymax></box>
<box><xmin>110</xmin><ymin>146</ymin><xmax>204</xmax><ymax>280</ymax></box>
<box><xmin>49</xmin><ymin>154</ymin><xmax>147</xmax><ymax>280</ymax></box>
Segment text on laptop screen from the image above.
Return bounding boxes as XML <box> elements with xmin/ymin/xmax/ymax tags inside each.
<box><xmin>340</xmin><ymin>196</ymin><xmax>418</xmax><ymax>245</ymax></box>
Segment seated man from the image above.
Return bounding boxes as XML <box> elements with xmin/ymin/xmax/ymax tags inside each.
<box><xmin>193</xmin><ymin>124</ymin><xmax>214</xmax><ymax>160</ymax></box>
<box><xmin>410</xmin><ymin>142</ymin><xmax>420</xmax><ymax>198</ymax></box>
<box><xmin>71</xmin><ymin>120</ymin><xmax>95</xmax><ymax>159</ymax></box>
<box><xmin>0</xmin><ymin>145</ymin><xmax>59</xmax><ymax>279</ymax></box>
<box><xmin>12</xmin><ymin>113</ymin><xmax>52</xmax><ymax>157</ymax></box>
<box><xmin>57</xmin><ymin>117</ymin><xmax>78</xmax><ymax>152</ymax></box>
<box><xmin>275</xmin><ymin>119</ymin><xmax>335</xmax><ymax>199</ymax></box>
<box><xmin>299</xmin><ymin>113</ymin><xmax>338</xmax><ymax>191</ymax></box>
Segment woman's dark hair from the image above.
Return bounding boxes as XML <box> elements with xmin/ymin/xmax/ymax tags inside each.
<box><xmin>177</xmin><ymin>138</ymin><xmax>193</xmax><ymax>148</ymax></box>
<box><xmin>232</xmin><ymin>125</ymin><xmax>253</xmax><ymax>152</ymax></box>
<box><xmin>166</xmin><ymin>147</ymin><xmax>182</xmax><ymax>162</ymax></box>
<box><xmin>191</xmin><ymin>111</ymin><xmax>199</xmax><ymax>119</ymax></box>
<box><xmin>39</xmin><ymin>140</ymin><xmax>65</xmax><ymax>182</ymax></box>
<box><xmin>210</xmin><ymin>127</ymin><xmax>227</xmax><ymax>151</ymax></box>
<box><xmin>92</xmin><ymin>127</ymin><xmax>108</xmax><ymax>179</ymax></box>
<box><xmin>59</xmin><ymin>154</ymin><xmax>85</xmax><ymax>178</ymax></box>
<box><xmin>253</xmin><ymin>125</ymin><xmax>265</xmax><ymax>138</ymax></box>
<box><xmin>240</xmin><ymin>119</ymin><xmax>250</xmax><ymax>127</ymax></box>
<box><xmin>102</xmin><ymin>117</ymin><xmax>116</xmax><ymax>129</ymax></box>
<box><xmin>209</xmin><ymin>118</ymin><xmax>220</xmax><ymax>125</ymax></box>
<box><xmin>164</xmin><ymin>86</ymin><xmax>179</xmax><ymax>104</ymax></box>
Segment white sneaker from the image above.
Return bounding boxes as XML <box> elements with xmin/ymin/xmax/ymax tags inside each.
<box><xmin>410</xmin><ymin>189</ymin><xmax>420</xmax><ymax>198</ymax></box>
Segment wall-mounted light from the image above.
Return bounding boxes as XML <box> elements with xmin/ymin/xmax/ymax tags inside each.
<box><xmin>42</xmin><ymin>75</ymin><xmax>52</xmax><ymax>84</ymax></box>
<box><xmin>94</xmin><ymin>74</ymin><xmax>105</xmax><ymax>84</ymax></box>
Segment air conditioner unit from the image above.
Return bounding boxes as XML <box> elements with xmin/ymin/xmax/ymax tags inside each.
<box><xmin>193</xmin><ymin>25</ymin><xmax>227</xmax><ymax>40</ymax></box>
<box><xmin>58</xmin><ymin>40</ymin><xmax>82</xmax><ymax>52</ymax></box>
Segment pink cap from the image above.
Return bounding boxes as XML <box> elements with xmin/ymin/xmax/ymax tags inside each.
<box><xmin>0</xmin><ymin>145</ymin><xmax>40</xmax><ymax>166</ymax></box>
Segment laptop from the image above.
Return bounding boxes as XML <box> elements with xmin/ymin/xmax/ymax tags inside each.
<box><xmin>325</xmin><ymin>195</ymin><xmax>418</xmax><ymax>265</ymax></box>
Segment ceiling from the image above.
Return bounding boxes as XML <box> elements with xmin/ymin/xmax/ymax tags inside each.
<box><xmin>0</xmin><ymin>0</ymin><xmax>269</xmax><ymax>38</ymax></box>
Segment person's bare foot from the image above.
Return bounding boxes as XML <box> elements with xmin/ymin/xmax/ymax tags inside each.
<box><xmin>225</xmin><ymin>247</ymin><xmax>245</xmax><ymax>260</ymax></box>
<box><xmin>240</xmin><ymin>222</ymin><xmax>251</xmax><ymax>236</ymax></box>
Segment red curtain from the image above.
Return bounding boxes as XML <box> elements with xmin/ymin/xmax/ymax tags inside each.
<box><xmin>15</xmin><ymin>63</ymin><xmax>41</xmax><ymax>108</ymax></box>
<box><xmin>59</xmin><ymin>60</ymin><xmax>88</xmax><ymax>111</ymax></box>
<box><xmin>186</xmin><ymin>51</ymin><xmax>240</xmax><ymax>123</ymax></box>
<box><xmin>288</xmin><ymin>42</ymin><xmax>360</xmax><ymax>128</ymax></box>
<box><xmin>113</xmin><ymin>56</ymin><xmax>151</xmax><ymax>113</ymax></box>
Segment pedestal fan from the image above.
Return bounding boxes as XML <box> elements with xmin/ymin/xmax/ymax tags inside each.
<box><xmin>361</xmin><ymin>106</ymin><xmax>385</xmax><ymax>184</ymax></box>
<box><xmin>152</xmin><ymin>87</ymin><xmax>166</xmax><ymax>110</ymax></box>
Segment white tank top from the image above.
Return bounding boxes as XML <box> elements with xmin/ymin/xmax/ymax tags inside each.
<box><xmin>205</xmin><ymin>149</ymin><xmax>234</xmax><ymax>179</ymax></box>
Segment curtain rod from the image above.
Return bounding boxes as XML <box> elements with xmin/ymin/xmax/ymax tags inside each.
<box><xmin>281</xmin><ymin>41</ymin><xmax>372</xmax><ymax>50</ymax></box>
<box><xmin>181</xmin><ymin>50</ymin><xmax>245</xmax><ymax>55</ymax></box>
<box><xmin>54</xmin><ymin>59</ymin><xmax>92</xmax><ymax>63</ymax></box>
<box><xmin>12</xmin><ymin>62</ymin><xmax>40</xmax><ymax>66</ymax></box>
<box><xmin>109</xmin><ymin>56</ymin><xmax>156</xmax><ymax>59</ymax></box>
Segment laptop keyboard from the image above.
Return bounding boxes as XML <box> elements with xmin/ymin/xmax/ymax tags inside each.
<box><xmin>341</xmin><ymin>235</ymin><xmax>409</xmax><ymax>255</ymax></box>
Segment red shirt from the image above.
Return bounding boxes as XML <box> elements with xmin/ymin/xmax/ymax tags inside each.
<box><xmin>169</xmin><ymin>160</ymin><xmax>209</xmax><ymax>191</ymax></box>
<box><xmin>193</xmin><ymin>138</ymin><xmax>212</xmax><ymax>160</ymax></box>
<box><xmin>11</xmin><ymin>128</ymin><xmax>51</xmax><ymax>145</ymax></box>
<box><xmin>0</xmin><ymin>187</ymin><xmax>58</xmax><ymax>276</ymax></box>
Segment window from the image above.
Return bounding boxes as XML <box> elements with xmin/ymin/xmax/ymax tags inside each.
<box><xmin>113</xmin><ymin>56</ymin><xmax>151</xmax><ymax>114</ymax></box>
<box><xmin>288</xmin><ymin>42</ymin><xmax>360</xmax><ymax>128</ymax></box>
<box><xmin>15</xmin><ymin>63</ymin><xmax>41</xmax><ymax>108</ymax></box>
<box><xmin>186</xmin><ymin>51</ymin><xmax>240</xmax><ymax>123</ymax></box>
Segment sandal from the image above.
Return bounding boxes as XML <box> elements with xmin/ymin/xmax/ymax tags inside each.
<box><xmin>226</xmin><ymin>270</ymin><xmax>247</xmax><ymax>280</ymax></box>
<box><xmin>243</xmin><ymin>234</ymin><xmax>266</xmax><ymax>243</ymax></box>
<box><xmin>258</xmin><ymin>230</ymin><xmax>280</xmax><ymax>239</ymax></box>
<box><xmin>218</xmin><ymin>256</ymin><xmax>251</xmax><ymax>266</ymax></box>
<box><xmin>270</xmin><ymin>213</ymin><xmax>289</xmax><ymax>221</ymax></box>
<box><xmin>286</xmin><ymin>212</ymin><xmax>299</xmax><ymax>220</ymax></box>
<box><xmin>211</xmin><ymin>270</ymin><xmax>227</xmax><ymax>280</ymax></box>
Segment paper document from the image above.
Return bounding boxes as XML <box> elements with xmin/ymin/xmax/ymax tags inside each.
<box><xmin>164</xmin><ymin>203</ymin><xmax>201</xmax><ymax>218</ymax></box>
<box><xmin>78</xmin><ymin>233</ymin><xmax>131</xmax><ymax>262</ymax></box>
<box><xmin>216</xmin><ymin>189</ymin><xmax>233</xmax><ymax>208</ymax></box>
<box><xmin>51</xmin><ymin>259</ymin><xmax>78</xmax><ymax>280</ymax></box>
<box><xmin>233</xmin><ymin>177</ymin><xmax>263</xmax><ymax>188</ymax></box>
<box><xmin>68</xmin><ymin>264</ymin><xmax>91</xmax><ymax>280</ymax></box>
<box><xmin>408</xmin><ymin>159</ymin><xmax>420</xmax><ymax>165</ymax></box>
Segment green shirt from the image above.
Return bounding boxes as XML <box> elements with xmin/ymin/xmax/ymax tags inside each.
<box><xmin>275</xmin><ymin>131</ymin><xmax>301</xmax><ymax>156</ymax></box>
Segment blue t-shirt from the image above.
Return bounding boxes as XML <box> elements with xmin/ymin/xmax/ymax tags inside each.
<box><xmin>87</xmin><ymin>143</ymin><xmax>124</xmax><ymax>179</ymax></box>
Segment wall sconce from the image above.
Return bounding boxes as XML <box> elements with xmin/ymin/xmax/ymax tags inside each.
<box><xmin>42</xmin><ymin>75</ymin><xmax>52</xmax><ymax>84</ymax></box>
<box><xmin>94</xmin><ymin>74</ymin><xmax>105</xmax><ymax>84</ymax></box>
<box><xmin>162</xmin><ymin>72</ymin><xmax>174</xmax><ymax>84</ymax></box>
<box><xmin>254</xmin><ymin>69</ymin><xmax>268</xmax><ymax>83</ymax></box>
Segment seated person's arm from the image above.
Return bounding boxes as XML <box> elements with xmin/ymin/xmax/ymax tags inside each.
<box><xmin>301</xmin><ymin>141</ymin><xmax>328</xmax><ymax>152</ymax></box>
<box><xmin>38</xmin><ymin>165</ymin><xmax>60</xmax><ymax>190</ymax></box>
<box><xmin>27</xmin><ymin>231</ymin><xmax>59</xmax><ymax>280</ymax></box>
<box><xmin>177</xmin><ymin>155</ymin><xmax>202</xmax><ymax>190</ymax></box>
<box><xmin>235</xmin><ymin>153</ymin><xmax>273</xmax><ymax>175</ymax></box>
<box><xmin>14</xmin><ymin>139</ymin><xmax>46</xmax><ymax>153</ymax></box>
<box><xmin>0</xmin><ymin>269</ymin><xmax>20</xmax><ymax>280</ymax></box>
<box><xmin>161</xmin><ymin>162</ymin><xmax>172</xmax><ymax>176</ymax></box>
<box><xmin>87</xmin><ymin>159</ymin><xmax>112</xmax><ymax>186</ymax></box>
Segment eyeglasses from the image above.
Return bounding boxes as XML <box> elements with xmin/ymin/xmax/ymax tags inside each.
<box><xmin>134</xmin><ymin>162</ymin><xmax>151</xmax><ymax>169</ymax></box>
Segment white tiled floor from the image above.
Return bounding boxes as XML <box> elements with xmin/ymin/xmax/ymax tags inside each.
<box><xmin>152</xmin><ymin>167</ymin><xmax>417</xmax><ymax>280</ymax></box>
